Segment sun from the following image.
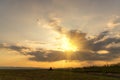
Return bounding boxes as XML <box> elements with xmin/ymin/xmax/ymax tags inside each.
<box><xmin>60</xmin><ymin>35</ymin><xmax>78</xmax><ymax>52</ymax></box>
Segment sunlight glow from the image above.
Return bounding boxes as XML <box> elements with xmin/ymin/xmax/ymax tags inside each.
<box><xmin>60</xmin><ymin>35</ymin><xmax>78</xmax><ymax>52</ymax></box>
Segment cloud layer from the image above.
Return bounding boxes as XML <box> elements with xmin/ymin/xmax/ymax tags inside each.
<box><xmin>0</xmin><ymin>17</ymin><xmax>120</xmax><ymax>62</ymax></box>
<box><xmin>0</xmin><ymin>30</ymin><xmax>120</xmax><ymax>62</ymax></box>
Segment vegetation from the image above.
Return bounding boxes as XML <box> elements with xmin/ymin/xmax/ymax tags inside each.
<box><xmin>0</xmin><ymin>64</ymin><xmax>119</xmax><ymax>80</ymax></box>
<box><xmin>72</xmin><ymin>63</ymin><xmax>120</xmax><ymax>73</ymax></box>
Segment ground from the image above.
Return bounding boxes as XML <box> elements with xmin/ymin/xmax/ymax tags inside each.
<box><xmin>0</xmin><ymin>69</ymin><xmax>119</xmax><ymax>80</ymax></box>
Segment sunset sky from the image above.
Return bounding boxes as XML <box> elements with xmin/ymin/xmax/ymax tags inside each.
<box><xmin>0</xmin><ymin>0</ymin><xmax>120</xmax><ymax>68</ymax></box>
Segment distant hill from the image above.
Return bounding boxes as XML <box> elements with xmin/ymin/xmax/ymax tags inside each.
<box><xmin>0</xmin><ymin>66</ymin><xmax>41</xmax><ymax>69</ymax></box>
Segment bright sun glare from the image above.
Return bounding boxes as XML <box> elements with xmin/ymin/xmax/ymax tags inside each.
<box><xmin>60</xmin><ymin>35</ymin><xmax>78</xmax><ymax>52</ymax></box>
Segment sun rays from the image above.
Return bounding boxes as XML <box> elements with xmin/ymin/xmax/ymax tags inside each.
<box><xmin>60</xmin><ymin>35</ymin><xmax>78</xmax><ymax>52</ymax></box>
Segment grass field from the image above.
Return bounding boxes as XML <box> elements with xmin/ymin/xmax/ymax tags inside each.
<box><xmin>0</xmin><ymin>68</ymin><xmax>119</xmax><ymax>80</ymax></box>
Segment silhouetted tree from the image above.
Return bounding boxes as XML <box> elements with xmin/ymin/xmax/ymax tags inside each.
<box><xmin>48</xmin><ymin>67</ymin><xmax>53</xmax><ymax>71</ymax></box>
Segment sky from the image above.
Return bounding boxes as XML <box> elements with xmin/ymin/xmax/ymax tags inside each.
<box><xmin>0</xmin><ymin>0</ymin><xmax>120</xmax><ymax>68</ymax></box>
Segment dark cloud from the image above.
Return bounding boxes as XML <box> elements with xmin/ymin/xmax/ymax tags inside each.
<box><xmin>48</xmin><ymin>18</ymin><xmax>65</xmax><ymax>34</ymax></box>
<box><xmin>0</xmin><ymin>30</ymin><xmax>120</xmax><ymax>62</ymax></box>
<box><xmin>28</xmin><ymin>50</ymin><xmax>66</xmax><ymax>62</ymax></box>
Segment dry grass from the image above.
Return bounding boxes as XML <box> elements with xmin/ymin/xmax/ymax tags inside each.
<box><xmin>0</xmin><ymin>69</ymin><xmax>119</xmax><ymax>80</ymax></box>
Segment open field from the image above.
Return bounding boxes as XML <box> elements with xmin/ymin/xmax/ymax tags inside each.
<box><xmin>0</xmin><ymin>68</ymin><xmax>119</xmax><ymax>80</ymax></box>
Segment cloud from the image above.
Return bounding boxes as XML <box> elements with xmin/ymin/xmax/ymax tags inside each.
<box><xmin>107</xmin><ymin>16</ymin><xmax>120</xmax><ymax>29</ymax></box>
<box><xmin>47</xmin><ymin>17</ymin><xmax>89</xmax><ymax>51</ymax></box>
<box><xmin>66</xmin><ymin>30</ymin><xmax>89</xmax><ymax>51</ymax></box>
<box><xmin>48</xmin><ymin>17</ymin><xmax>67</xmax><ymax>34</ymax></box>
<box><xmin>0</xmin><ymin>30</ymin><xmax>120</xmax><ymax>62</ymax></box>
<box><xmin>28</xmin><ymin>50</ymin><xmax>66</xmax><ymax>62</ymax></box>
<box><xmin>0</xmin><ymin>17</ymin><xmax>120</xmax><ymax>62</ymax></box>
